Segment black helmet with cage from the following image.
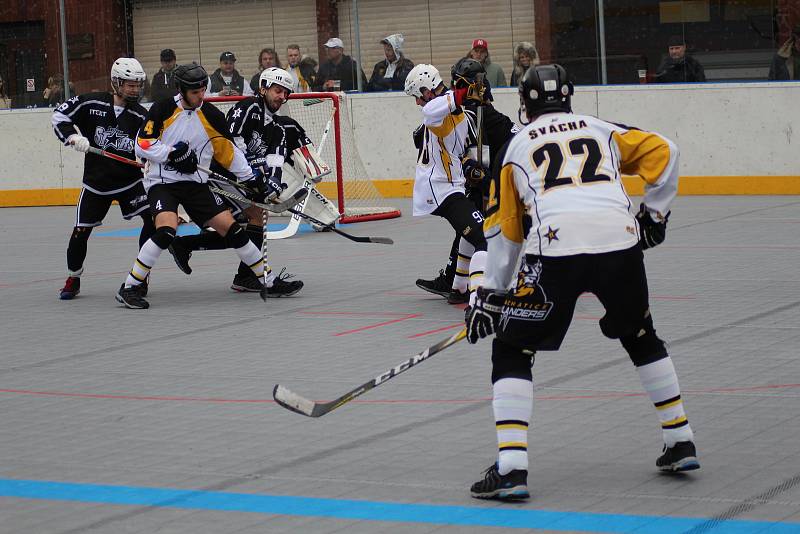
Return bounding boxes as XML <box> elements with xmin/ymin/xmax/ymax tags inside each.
<box><xmin>519</xmin><ymin>64</ymin><xmax>573</xmax><ymax>120</ymax></box>
<box><xmin>174</xmin><ymin>63</ymin><xmax>208</xmax><ymax>97</ymax></box>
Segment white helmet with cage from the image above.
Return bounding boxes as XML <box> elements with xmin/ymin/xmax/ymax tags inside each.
<box><xmin>110</xmin><ymin>57</ymin><xmax>146</xmax><ymax>102</ymax></box>
<box><xmin>404</xmin><ymin>64</ymin><xmax>443</xmax><ymax>98</ymax></box>
<box><xmin>259</xmin><ymin>67</ymin><xmax>294</xmax><ymax>94</ymax></box>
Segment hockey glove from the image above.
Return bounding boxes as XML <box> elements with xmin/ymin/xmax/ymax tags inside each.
<box><xmin>254</xmin><ymin>171</ymin><xmax>286</xmax><ymax>202</ymax></box>
<box><xmin>168</xmin><ymin>142</ymin><xmax>198</xmax><ymax>175</ymax></box>
<box><xmin>636</xmin><ymin>203</ymin><xmax>670</xmax><ymax>250</ymax></box>
<box><xmin>413</xmin><ymin>124</ymin><xmax>425</xmax><ymax>149</ymax></box>
<box><xmin>68</xmin><ymin>134</ymin><xmax>91</xmax><ymax>154</ymax></box>
<box><xmin>462</xmin><ymin>157</ymin><xmax>486</xmax><ymax>184</ymax></box>
<box><xmin>465</xmin><ymin>287</ymin><xmax>505</xmax><ymax>344</ymax></box>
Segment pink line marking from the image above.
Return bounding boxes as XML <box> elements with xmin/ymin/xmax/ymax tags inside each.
<box><xmin>408</xmin><ymin>323</ymin><xmax>463</xmax><ymax>338</ymax></box>
<box><xmin>333</xmin><ymin>313</ymin><xmax>422</xmax><ymax>336</ymax></box>
<box><xmin>301</xmin><ymin>311</ymin><xmax>415</xmax><ymax>317</ymax></box>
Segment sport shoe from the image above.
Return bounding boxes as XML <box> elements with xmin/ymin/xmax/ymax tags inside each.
<box><xmin>168</xmin><ymin>240</ymin><xmax>192</xmax><ymax>275</ymax></box>
<box><xmin>231</xmin><ymin>273</ymin><xmax>264</xmax><ymax>293</ymax></box>
<box><xmin>447</xmin><ymin>289</ymin><xmax>470</xmax><ymax>304</ymax></box>
<box><xmin>115</xmin><ymin>283</ymin><xmax>150</xmax><ymax>309</ymax></box>
<box><xmin>470</xmin><ymin>463</ymin><xmax>529</xmax><ymax>501</ymax></box>
<box><xmin>260</xmin><ymin>268</ymin><xmax>303</xmax><ymax>299</ymax></box>
<box><xmin>416</xmin><ymin>269</ymin><xmax>451</xmax><ymax>298</ymax></box>
<box><xmin>657</xmin><ymin>441</ymin><xmax>700</xmax><ymax>472</ymax></box>
<box><xmin>59</xmin><ymin>277</ymin><xmax>81</xmax><ymax>300</ymax></box>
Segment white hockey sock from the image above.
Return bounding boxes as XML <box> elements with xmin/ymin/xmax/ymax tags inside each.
<box><xmin>453</xmin><ymin>239</ymin><xmax>474</xmax><ymax>293</ymax></box>
<box><xmin>68</xmin><ymin>267</ymin><xmax>84</xmax><ymax>278</ymax></box>
<box><xmin>235</xmin><ymin>241</ymin><xmax>265</xmax><ymax>279</ymax></box>
<box><xmin>494</xmin><ymin>377</ymin><xmax>533</xmax><ymax>475</ymax></box>
<box><xmin>636</xmin><ymin>356</ymin><xmax>694</xmax><ymax>447</ymax></box>
<box><xmin>125</xmin><ymin>239</ymin><xmax>163</xmax><ymax>287</ymax></box>
<box><xmin>469</xmin><ymin>250</ymin><xmax>486</xmax><ymax>293</ymax></box>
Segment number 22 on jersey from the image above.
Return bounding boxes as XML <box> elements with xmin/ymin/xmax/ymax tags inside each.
<box><xmin>530</xmin><ymin>137</ymin><xmax>613</xmax><ymax>192</ymax></box>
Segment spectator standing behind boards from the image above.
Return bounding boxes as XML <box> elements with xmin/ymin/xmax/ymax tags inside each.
<box><xmin>0</xmin><ymin>75</ymin><xmax>11</xmax><ymax>108</ymax></box>
<box><xmin>249</xmin><ymin>48</ymin><xmax>282</xmax><ymax>93</ymax></box>
<box><xmin>43</xmin><ymin>73</ymin><xmax>75</xmax><ymax>107</ymax></box>
<box><xmin>286</xmin><ymin>45</ymin><xmax>317</xmax><ymax>92</ymax></box>
<box><xmin>150</xmin><ymin>48</ymin><xmax>177</xmax><ymax>102</ymax></box>
<box><xmin>315</xmin><ymin>37</ymin><xmax>368</xmax><ymax>92</ymax></box>
<box><xmin>510</xmin><ymin>41</ymin><xmax>539</xmax><ymax>86</ymax></box>
<box><xmin>653</xmin><ymin>35</ymin><xmax>705</xmax><ymax>83</ymax></box>
<box><xmin>467</xmin><ymin>38</ymin><xmax>507</xmax><ymax>88</ymax></box>
<box><xmin>208</xmin><ymin>51</ymin><xmax>253</xmax><ymax>97</ymax></box>
<box><xmin>768</xmin><ymin>24</ymin><xmax>800</xmax><ymax>80</ymax></box>
<box><xmin>367</xmin><ymin>33</ymin><xmax>414</xmax><ymax>92</ymax></box>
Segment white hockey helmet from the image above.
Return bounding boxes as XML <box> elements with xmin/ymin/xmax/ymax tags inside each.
<box><xmin>404</xmin><ymin>64</ymin><xmax>443</xmax><ymax>98</ymax></box>
<box><xmin>111</xmin><ymin>57</ymin><xmax>146</xmax><ymax>102</ymax></box>
<box><xmin>259</xmin><ymin>67</ymin><xmax>295</xmax><ymax>94</ymax></box>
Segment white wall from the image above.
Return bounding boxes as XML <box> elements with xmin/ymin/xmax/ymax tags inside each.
<box><xmin>1</xmin><ymin>82</ymin><xmax>798</xmax><ymax>194</ymax></box>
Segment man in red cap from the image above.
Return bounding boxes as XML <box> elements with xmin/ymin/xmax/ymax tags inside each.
<box><xmin>468</xmin><ymin>38</ymin><xmax>507</xmax><ymax>88</ymax></box>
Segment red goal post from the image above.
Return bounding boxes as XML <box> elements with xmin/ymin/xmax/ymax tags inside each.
<box><xmin>206</xmin><ymin>92</ymin><xmax>401</xmax><ymax>224</ymax></box>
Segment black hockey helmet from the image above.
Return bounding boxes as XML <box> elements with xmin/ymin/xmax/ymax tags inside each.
<box><xmin>174</xmin><ymin>63</ymin><xmax>208</xmax><ymax>96</ymax></box>
<box><xmin>451</xmin><ymin>58</ymin><xmax>485</xmax><ymax>88</ymax></box>
<box><xmin>519</xmin><ymin>64</ymin><xmax>573</xmax><ymax>119</ymax></box>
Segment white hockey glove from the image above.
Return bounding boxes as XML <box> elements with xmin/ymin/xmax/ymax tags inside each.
<box><xmin>465</xmin><ymin>287</ymin><xmax>505</xmax><ymax>344</ymax></box>
<box><xmin>68</xmin><ymin>134</ymin><xmax>91</xmax><ymax>153</ymax></box>
<box><xmin>292</xmin><ymin>144</ymin><xmax>331</xmax><ymax>184</ymax></box>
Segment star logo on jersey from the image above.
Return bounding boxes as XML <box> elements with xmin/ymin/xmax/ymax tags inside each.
<box><xmin>544</xmin><ymin>226</ymin><xmax>559</xmax><ymax>243</ymax></box>
<box><xmin>94</xmin><ymin>126</ymin><xmax>133</xmax><ymax>153</ymax></box>
<box><xmin>232</xmin><ymin>108</ymin><xmax>243</xmax><ymax>119</ymax></box>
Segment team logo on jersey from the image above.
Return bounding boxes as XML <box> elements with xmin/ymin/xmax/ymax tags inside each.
<box><xmin>95</xmin><ymin>126</ymin><xmax>134</xmax><ymax>153</ymax></box>
<box><xmin>544</xmin><ymin>226</ymin><xmax>559</xmax><ymax>244</ymax></box>
<box><xmin>246</xmin><ymin>131</ymin><xmax>268</xmax><ymax>157</ymax></box>
<box><xmin>499</xmin><ymin>261</ymin><xmax>553</xmax><ymax>329</ymax></box>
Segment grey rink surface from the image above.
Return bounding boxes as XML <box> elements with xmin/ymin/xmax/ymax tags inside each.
<box><xmin>0</xmin><ymin>196</ymin><xmax>799</xmax><ymax>534</ymax></box>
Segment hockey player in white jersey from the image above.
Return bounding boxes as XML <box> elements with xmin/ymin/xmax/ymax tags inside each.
<box><xmin>466</xmin><ymin>64</ymin><xmax>698</xmax><ymax>501</ymax></box>
<box><xmin>404</xmin><ymin>64</ymin><xmax>488</xmax><ymax>304</ymax></box>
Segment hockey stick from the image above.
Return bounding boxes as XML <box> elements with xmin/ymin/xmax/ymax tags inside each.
<box><xmin>272</xmin><ymin>328</ymin><xmax>467</xmax><ymax>417</ymax></box>
<box><xmin>88</xmin><ymin>146</ymin><xmax>144</xmax><ymax>167</ymax></box>
<box><xmin>261</xmin><ymin>207</ymin><xmax>269</xmax><ymax>302</ymax></box>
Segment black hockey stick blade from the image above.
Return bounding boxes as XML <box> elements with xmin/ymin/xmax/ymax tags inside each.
<box><xmin>272</xmin><ymin>328</ymin><xmax>467</xmax><ymax>418</ymax></box>
<box><xmin>284</xmin><ymin>207</ymin><xmax>394</xmax><ymax>245</ymax></box>
<box><xmin>209</xmin><ymin>184</ymin><xmax>308</xmax><ymax>214</ymax></box>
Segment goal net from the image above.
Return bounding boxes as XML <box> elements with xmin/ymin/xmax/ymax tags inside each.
<box><xmin>207</xmin><ymin>92</ymin><xmax>401</xmax><ymax>224</ymax></box>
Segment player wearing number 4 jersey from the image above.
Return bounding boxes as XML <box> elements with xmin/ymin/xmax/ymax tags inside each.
<box><xmin>466</xmin><ymin>64</ymin><xmax>698</xmax><ymax>501</ymax></box>
<box><xmin>52</xmin><ymin>58</ymin><xmax>153</xmax><ymax>300</ymax></box>
<box><xmin>116</xmin><ymin>63</ymin><xmax>269</xmax><ymax>309</ymax></box>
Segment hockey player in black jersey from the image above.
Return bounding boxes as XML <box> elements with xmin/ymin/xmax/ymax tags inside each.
<box><xmin>416</xmin><ymin>58</ymin><xmax>517</xmax><ymax>304</ymax></box>
<box><xmin>116</xmin><ymin>63</ymin><xmax>280</xmax><ymax>309</ymax></box>
<box><xmin>167</xmin><ymin>67</ymin><xmax>321</xmax><ymax>297</ymax></box>
<box><xmin>52</xmin><ymin>57</ymin><xmax>153</xmax><ymax>300</ymax></box>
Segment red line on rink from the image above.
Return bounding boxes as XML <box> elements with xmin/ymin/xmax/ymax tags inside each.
<box><xmin>300</xmin><ymin>311</ymin><xmax>414</xmax><ymax>317</ymax></box>
<box><xmin>408</xmin><ymin>322</ymin><xmax>463</xmax><ymax>338</ymax></box>
<box><xmin>332</xmin><ymin>313</ymin><xmax>422</xmax><ymax>336</ymax></box>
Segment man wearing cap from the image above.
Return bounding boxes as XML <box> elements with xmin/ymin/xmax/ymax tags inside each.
<box><xmin>149</xmin><ymin>49</ymin><xmax>178</xmax><ymax>102</ymax></box>
<box><xmin>768</xmin><ymin>24</ymin><xmax>800</xmax><ymax>80</ymax></box>
<box><xmin>467</xmin><ymin>38</ymin><xmax>506</xmax><ymax>88</ymax></box>
<box><xmin>653</xmin><ymin>35</ymin><xmax>705</xmax><ymax>83</ymax></box>
<box><xmin>209</xmin><ymin>51</ymin><xmax>254</xmax><ymax>97</ymax></box>
<box><xmin>315</xmin><ymin>37</ymin><xmax>367</xmax><ymax>92</ymax></box>
<box><xmin>366</xmin><ymin>33</ymin><xmax>415</xmax><ymax>92</ymax></box>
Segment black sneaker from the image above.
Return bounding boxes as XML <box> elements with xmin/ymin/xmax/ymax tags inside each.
<box><xmin>447</xmin><ymin>289</ymin><xmax>470</xmax><ymax>304</ymax></box>
<box><xmin>657</xmin><ymin>441</ymin><xmax>700</xmax><ymax>472</ymax></box>
<box><xmin>231</xmin><ymin>273</ymin><xmax>264</xmax><ymax>293</ymax></box>
<box><xmin>59</xmin><ymin>276</ymin><xmax>81</xmax><ymax>300</ymax></box>
<box><xmin>416</xmin><ymin>269</ymin><xmax>451</xmax><ymax>298</ymax></box>
<box><xmin>260</xmin><ymin>268</ymin><xmax>303</xmax><ymax>299</ymax></box>
<box><xmin>115</xmin><ymin>283</ymin><xmax>150</xmax><ymax>309</ymax></box>
<box><xmin>168</xmin><ymin>240</ymin><xmax>192</xmax><ymax>275</ymax></box>
<box><xmin>140</xmin><ymin>275</ymin><xmax>149</xmax><ymax>297</ymax></box>
<box><xmin>470</xmin><ymin>463</ymin><xmax>529</xmax><ymax>501</ymax></box>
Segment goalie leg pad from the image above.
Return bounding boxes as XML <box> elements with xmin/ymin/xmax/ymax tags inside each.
<box><xmin>292</xmin><ymin>144</ymin><xmax>331</xmax><ymax>183</ymax></box>
<box><xmin>300</xmin><ymin>186</ymin><xmax>341</xmax><ymax>227</ymax></box>
<box><xmin>491</xmin><ymin>337</ymin><xmax>535</xmax><ymax>384</ymax></box>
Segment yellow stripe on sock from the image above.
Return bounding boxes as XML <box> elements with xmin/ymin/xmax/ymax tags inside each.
<box><xmin>662</xmin><ymin>415</ymin><xmax>687</xmax><ymax>427</ymax></box>
<box><xmin>496</xmin><ymin>423</ymin><xmax>528</xmax><ymax>431</ymax></box>
<box><xmin>498</xmin><ymin>441</ymin><xmax>528</xmax><ymax>449</ymax></box>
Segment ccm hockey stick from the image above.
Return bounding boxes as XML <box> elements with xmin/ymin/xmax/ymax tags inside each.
<box><xmin>273</xmin><ymin>328</ymin><xmax>467</xmax><ymax>417</ymax></box>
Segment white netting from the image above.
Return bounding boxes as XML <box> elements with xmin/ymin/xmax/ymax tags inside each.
<box><xmin>209</xmin><ymin>93</ymin><xmax>400</xmax><ymax>223</ymax></box>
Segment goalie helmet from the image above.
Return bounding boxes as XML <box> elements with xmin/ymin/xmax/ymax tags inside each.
<box><xmin>404</xmin><ymin>64</ymin><xmax>443</xmax><ymax>98</ymax></box>
<box><xmin>259</xmin><ymin>67</ymin><xmax>294</xmax><ymax>94</ymax></box>
<box><xmin>519</xmin><ymin>64</ymin><xmax>573</xmax><ymax>119</ymax></box>
<box><xmin>450</xmin><ymin>58</ymin><xmax>485</xmax><ymax>89</ymax></box>
<box><xmin>174</xmin><ymin>63</ymin><xmax>209</xmax><ymax>96</ymax></box>
<box><xmin>110</xmin><ymin>58</ymin><xmax>146</xmax><ymax>103</ymax></box>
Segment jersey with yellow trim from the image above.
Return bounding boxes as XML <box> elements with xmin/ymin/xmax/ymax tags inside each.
<box><xmin>412</xmin><ymin>90</ymin><xmax>470</xmax><ymax>216</ymax></box>
<box><xmin>135</xmin><ymin>95</ymin><xmax>251</xmax><ymax>190</ymax></box>
<box><xmin>483</xmin><ymin>111</ymin><xmax>679</xmax><ymax>290</ymax></box>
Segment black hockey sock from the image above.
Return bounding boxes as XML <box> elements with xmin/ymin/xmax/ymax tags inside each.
<box><xmin>66</xmin><ymin>226</ymin><xmax>93</xmax><ymax>273</ymax></box>
<box><xmin>177</xmin><ymin>229</ymin><xmax>228</xmax><ymax>251</ymax></box>
<box><xmin>138</xmin><ymin>215</ymin><xmax>156</xmax><ymax>249</ymax></box>
<box><xmin>444</xmin><ymin>233</ymin><xmax>460</xmax><ymax>285</ymax></box>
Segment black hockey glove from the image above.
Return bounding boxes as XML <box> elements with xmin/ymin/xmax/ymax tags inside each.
<box><xmin>253</xmin><ymin>169</ymin><xmax>286</xmax><ymax>203</ymax></box>
<box><xmin>636</xmin><ymin>203</ymin><xmax>670</xmax><ymax>250</ymax></box>
<box><xmin>462</xmin><ymin>157</ymin><xmax>486</xmax><ymax>184</ymax></box>
<box><xmin>412</xmin><ymin>124</ymin><xmax>425</xmax><ymax>149</ymax></box>
<box><xmin>465</xmin><ymin>287</ymin><xmax>505</xmax><ymax>344</ymax></box>
<box><xmin>168</xmin><ymin>142</ymin><xmax>198</xmax><ymax>174</ymax></box>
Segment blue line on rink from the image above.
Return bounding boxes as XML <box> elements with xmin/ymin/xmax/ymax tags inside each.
<box><xmin>0</xmin><ymin>479</ymin><xmax>797</xmax><ymax>533</ymax></box>
<box><xmin>95</xmin><ymin>223</ymin><xmax>315</xmax><ymax>237</ymax></box>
